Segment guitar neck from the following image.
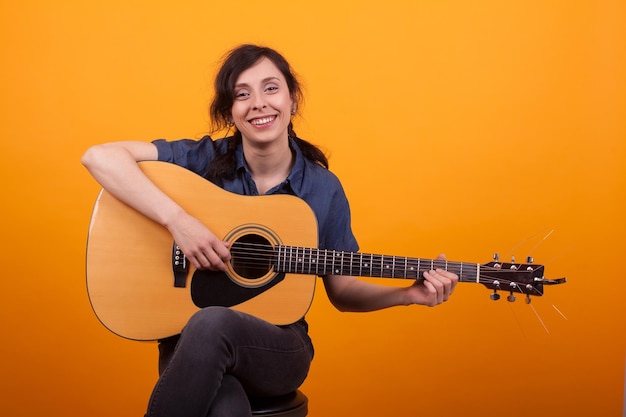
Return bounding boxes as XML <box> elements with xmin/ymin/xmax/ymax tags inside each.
<box><xmin>275</xmin><ymin>246</ymin><xmax>479</xmax><ymax>283</ymax></box>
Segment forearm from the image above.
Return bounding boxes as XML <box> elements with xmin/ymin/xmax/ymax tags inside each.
<box><xmin>323</xmin><ymin>264</ymin><xmax>458</xmax><ymax>311</ymax></box>
<box><xmin>322</xmin><ymin>275</ymin><xmax>410</xmax><ymax>312</ymax></box>
<box><xmin>81</xmin><ymin>141</ymin><xmax>185</xmax><ymax>229</ymax></box>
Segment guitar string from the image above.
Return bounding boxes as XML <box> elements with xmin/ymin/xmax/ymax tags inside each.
<box><xmin>229</xmin><ymin>242</ymin><xmax>478</xmax><ymax>274</ymax></box>
<box><xmin>230</xmin><ymin>241</ymin><xmax>486</xmax><ymax>266</ymax></box>
<box><xmin>227</xmin><ymin>242</ymin><xmax>542</xmax><ymax>295</ymax></box>
<box><xmin>230</xmin><ymin>242</ymin><xmax>513</xmax><ymax>273</ymax></box>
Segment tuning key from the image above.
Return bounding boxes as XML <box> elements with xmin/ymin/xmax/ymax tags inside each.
<box><xmin>490</xmin><ymin>280</ymin><xmax>501</xmax><ymax>301</ymax></box>
<box><xmin>507</xmin><ymin>282</ymin><xmax>517</xmax><ymax>302</ymax></box>
<box><xmin>493</xmin><ymin>253</ymin><xmax>500</xmax><ymax>262</ymax></box>
<box><xmin>527</xmin><ymin>256</ymin><xmax>534</xmax><ymax>263</ymax></box>
<box><xmin>525</xmin><ymin>294</ymin><xmax>532</xmax><ymax>304</ymax></box>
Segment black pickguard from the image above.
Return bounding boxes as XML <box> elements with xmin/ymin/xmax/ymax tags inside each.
<box><xmin>190</xmin><ymin>270</ymin><xmax>285</xmax><ymax>308</ymax></box>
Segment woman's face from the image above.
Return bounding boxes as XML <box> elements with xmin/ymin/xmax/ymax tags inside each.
<box><xmin>231</xmin><ymin>57</ymin><xmax>294</xmax><ymax>147</ymax></box>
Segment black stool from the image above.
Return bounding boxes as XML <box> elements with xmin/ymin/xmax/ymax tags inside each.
<box><xmin>249</xmin><ymin>390</ymin><xmax>308</xmax><ymax>417</ymax></box>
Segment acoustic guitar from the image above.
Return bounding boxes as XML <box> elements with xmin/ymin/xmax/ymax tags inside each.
<box><xmin>86</xmin><ymin>161</ymin><xmax>566</xmax><ymax>341</ymax></box>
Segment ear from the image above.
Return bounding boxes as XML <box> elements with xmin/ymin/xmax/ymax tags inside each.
<box><xmin>290</xmin><ymin>96</ymin><xmax>297</xmax><ymax>115</ymax></box>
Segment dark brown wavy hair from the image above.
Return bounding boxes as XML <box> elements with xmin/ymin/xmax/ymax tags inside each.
<box><xmin>206</xmin><ymin>44</ymin><xmax>328</xmax><ymax>183</ymax></box>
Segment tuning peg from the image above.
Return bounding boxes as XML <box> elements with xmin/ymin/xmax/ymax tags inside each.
<box><xmin>527</xmin><ymin>256</ymin><xmax>534</xmax><ymax>263</ymax></box>
<box><xmin>493</xmin><ymin>253</ymin><xmax>500</xmax><ymax>262</ymax></box>
<box><xmin>507</xmin><ymin>282</ymin><xmax>517</xmax><ymax>302</ymax></box>
<box><xmin>490</xmin><ymin>280</ymin><xmax>501</xmax><ymax>301</ymax></box>
<box><xmin>525</xmin><ymin>294</ymin><xmax>532</xmax><ymax>304</ymax></box>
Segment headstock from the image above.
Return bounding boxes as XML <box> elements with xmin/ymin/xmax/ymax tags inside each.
<box><xmin>478</xmin><ymin>254</ymin><xmax>566</xmax><ymax>303</ymax></box>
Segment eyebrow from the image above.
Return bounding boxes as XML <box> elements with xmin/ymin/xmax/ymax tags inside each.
<box><xmin>235</xmin><ymin>76</ymin><xmax>281</xmax><ymax>88</ymax></box>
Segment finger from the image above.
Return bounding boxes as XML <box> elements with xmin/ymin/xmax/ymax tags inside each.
<box><xmin>428</xmin><ymin>269</ymin><xmax>456</xmax><ymax>302</ymax></box>
<box><xmin>188</xmin><ymin>247</ymin><xmax>223</xmax><ymax>271</ymax></box>
<box><xmin>423</xmin><ymin>270</ymin><xmax>445</xmax><ymax>304</ymax></box>
<box><xmin>214</xmin><ymin>241</ymin><xmax>232</xmax><ymax>263</ymax></box>
<box><xmin>435</xmin><ymin>269</ymin><xmax>456</xmax><ymax>300</ymax></box>
<box><xmin>420</xmin><ymin>279</ymin><xmax>440</xmax><ymax>307</ymax></box>
<box><xmin>205</xmin><ymin>248</ymin><xmax>230</xmax><ymax>271</ymax></box>
<box><xmin>190</xmin><ymin>252</ymin><xmax>210</xmax><ymax>270</ymax></box>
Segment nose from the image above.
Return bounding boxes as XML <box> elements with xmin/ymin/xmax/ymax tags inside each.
<box><xmin>252</xmin><ymin>91</ymin><xmax>267</xmax><ymax>110</ymax></box>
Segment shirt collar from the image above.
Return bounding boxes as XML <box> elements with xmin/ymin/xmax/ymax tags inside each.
<box><xmin>234</xmin><ymin>137</ymin><xmax>306</xmax><ymax>196</ymax></box>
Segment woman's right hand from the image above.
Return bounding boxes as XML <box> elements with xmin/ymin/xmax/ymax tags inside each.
<box><xmin>167</xmin><ymin>212</ymin><xmax>231</xmax><ymax>271</ymax></box>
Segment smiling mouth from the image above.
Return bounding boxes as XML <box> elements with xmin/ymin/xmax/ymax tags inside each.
<box><xmin>249</xmin><ymin>116</ymin><xmax>276</xmax><ymax>126</ymax></box>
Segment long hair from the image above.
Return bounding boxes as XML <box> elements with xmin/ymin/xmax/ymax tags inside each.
<box><xmin>206</xmin><ymin>44</ymin><xmax>328</xmax><ymax>183</ymax></box>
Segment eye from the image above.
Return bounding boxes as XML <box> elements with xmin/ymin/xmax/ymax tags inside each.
<box><xmin>234</xmin><ymin>90</ymin><xmax>250</xmax><ymax>100</ymax></box>
<box><xmin>265</xmin><ymin>85</ymin><xmax>279</xmax><ymax>94</ymax></box>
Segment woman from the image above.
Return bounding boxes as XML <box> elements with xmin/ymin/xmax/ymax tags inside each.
<box><xmin>82</xmin><ymin>44</ymin><xmax>458</xmax><ymax>417</ymax></box>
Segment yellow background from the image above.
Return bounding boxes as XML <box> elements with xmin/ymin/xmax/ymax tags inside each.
<box><xmin>1</xmin><ymin>1</ymin><xmax>625</xmax><ymax>416</ymax></box>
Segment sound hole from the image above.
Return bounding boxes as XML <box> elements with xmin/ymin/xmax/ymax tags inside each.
<box><xmin>231</xmin><ymin>234</ymin><xmax>274</xmax><ymax>279</ymax></box>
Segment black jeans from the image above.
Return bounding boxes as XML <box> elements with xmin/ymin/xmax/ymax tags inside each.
<box><xmin>145</xmin><ymin>306</ymin><xmax>314</xmax><ymax>417</ymax></box>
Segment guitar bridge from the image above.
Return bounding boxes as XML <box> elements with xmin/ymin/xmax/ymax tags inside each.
<box><xmin>172</xmin><ymin>243</ymin><xmax>189</xmax><ymax>288</ymax></box>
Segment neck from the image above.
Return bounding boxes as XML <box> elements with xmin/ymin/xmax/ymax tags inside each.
<box><xmin>243</xmin><ymin>137</ymin><xmax>294</xmax><ymax>194</ymax></box>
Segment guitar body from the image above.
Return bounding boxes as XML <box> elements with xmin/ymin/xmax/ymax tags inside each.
<box><xmin>86</xmin><ymin>161</ymin><xmax>318</xmax><ymax>341</ymax></box>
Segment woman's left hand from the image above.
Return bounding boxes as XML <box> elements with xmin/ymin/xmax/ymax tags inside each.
<box><xmin>405</xmin><ymin>254</ymin><xmax>459</xmax><ymax>307</ymax></box>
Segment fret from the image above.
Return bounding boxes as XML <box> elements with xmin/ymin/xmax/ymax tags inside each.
<box><xmin>315</xmin><ymin>249</ymin><xmax>323</xmax><ymax>275</ymax></box>
<box><xmin>311</xmin><ymin>248</ymin><xmax>318</xmax><ymax>275</ymax></box>
<box><xmin>340</xmin><ymin>251</ymin><xmax>345</xmax><ymax>275</ymax></box>
<box><xmin>297</xmin><ymin>247</ymin><xmax>304</xmax><ymax>274</ymax></box>
<box><xmin>349</xmin><ymin>252</ymin><xmax>354</xmax><ymax>276</ymax></box>
<box><xmin>294</xmin><ymin>246</ymin><xmax>299</xmax><ymax>274</ymax></box>
<box><xmin>289</xmin><ymin>246</ymin><xmax>294</xmax><ymax>273</ymax></box>
<box><xmin>381</xmin><ymin>256</ymin><xmax>387</xmax><ymax>277</ymax></box>
<box><xmin>305</xmin><ymin>247</ymin><xmax>311</xmax><ymax>274</ymax></box>
<box><xmin>340</xmin><ymin>252</ymin><xmax>344</xmax><ymax>275</ymax></box>
<box><xmin>359</xmin><ymin>253</ymin><xmax>363</xmax><ymax>277</ymax></box>
<box><xmin>404</xmin><ymin>257</ymin><xmax>408</xmax><ymax>279</ymax></box>
<box><xmin>407</xmin><ymin>258</ymin><xmax>416</xmax><ymax>279</ymax></box>
<box><xmin>276</xmin><ymin>245</ymin><xmax>282</xmax><ymax>272</ymax></box>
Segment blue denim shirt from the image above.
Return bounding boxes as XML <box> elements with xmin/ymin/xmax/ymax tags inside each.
<box><xmin>153</xmin><ymin>135</ymin><xmax>359</xmax><ymax>253</ymax></box>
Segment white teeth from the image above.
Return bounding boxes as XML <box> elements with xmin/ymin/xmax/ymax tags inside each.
<box><xmin>251</xmin><ymin>116</ymin><xmax>274</xmax><ymax>125</ymax></box>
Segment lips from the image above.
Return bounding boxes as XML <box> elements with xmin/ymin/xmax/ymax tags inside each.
<box><xmin>249</xmin><ymin>116</ymin><xmax>276</xmax><ymax>126</ymax></box>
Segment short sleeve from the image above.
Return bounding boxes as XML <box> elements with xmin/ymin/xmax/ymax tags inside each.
<box><xmin>152</xmin><ymin>136</ymin><xmax>221</xmax><ymax>176</ymax></box>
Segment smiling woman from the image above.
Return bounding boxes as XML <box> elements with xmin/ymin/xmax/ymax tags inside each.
<box><xmin>80</xmin><ymin>43</ymin><xmax>459</xmax><ymax>417</ymax></box>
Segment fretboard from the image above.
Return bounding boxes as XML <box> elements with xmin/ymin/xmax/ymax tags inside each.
<box><xmin>274</xmin><ymin>246</ymin><xmax>479</xmax><ymax>283</ymax></box>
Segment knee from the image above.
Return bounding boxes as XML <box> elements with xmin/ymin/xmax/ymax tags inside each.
<box><xmin>184</xmin><ymin>306</ymin><xmax>237</xmax><ymax>337</ymax></box>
